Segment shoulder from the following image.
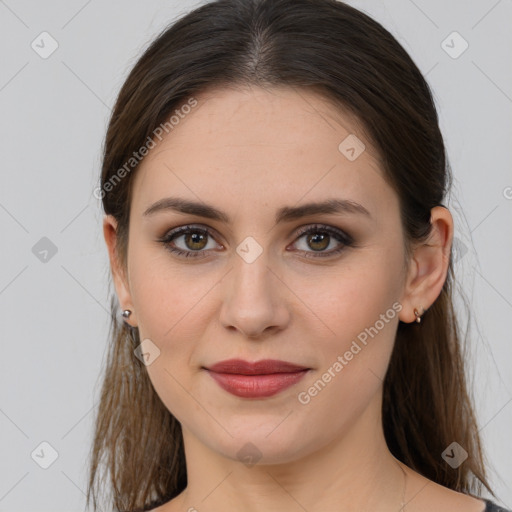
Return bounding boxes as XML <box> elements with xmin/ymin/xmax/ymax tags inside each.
<box><xmin>484</xmin><ymin>500</ymin><xmax>512</xmax><ymax>512</ymax></box>
<box><xmin>398</xmin><ymin>465</ymin><xmax>498</xmax><ymax>512</ymax></box>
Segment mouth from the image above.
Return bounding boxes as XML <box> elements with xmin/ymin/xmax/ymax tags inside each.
<box><xmin>203</xmin><ymin>359</ymin><xmax>310</xmax><ymax>398</ymax></box>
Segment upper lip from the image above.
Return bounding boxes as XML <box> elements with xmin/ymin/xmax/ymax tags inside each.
<box><xmin>205</xmin><ymin>358</ymin><xmax>309</xmax><ymax>375</ymax></box>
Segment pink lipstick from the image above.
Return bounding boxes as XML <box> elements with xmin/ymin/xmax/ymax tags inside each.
<box><xmin>204</xmin><ymin>359</ymin><xmax>309</xmax><ymax>398</ymax></box>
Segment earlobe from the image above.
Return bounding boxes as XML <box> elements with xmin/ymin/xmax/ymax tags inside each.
<box><xmin>103</xmin><ymin>215</ymin><xmax>137</xmax><ymax>327</ymax></box>
<box><xmin>398</xmin><ymin>206</ymin><xmax>453</xmax><ymax>324</ymax></box>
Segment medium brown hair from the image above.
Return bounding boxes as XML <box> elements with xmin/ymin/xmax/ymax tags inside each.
<box><xmin>87</xmin><ymin>0</ymin><xmax>493</xmax><ymax>510</ymax></box>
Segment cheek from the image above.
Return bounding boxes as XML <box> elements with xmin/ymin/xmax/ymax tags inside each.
<box><xmin>126</xmin><ymin>244</ymin><xmax>225</xmax><ymax>389</ymax></box>
<box><xmin>128</xmin><ymin>242</ymin><xmax>213</xmax><ymax>343</ymax></box>
<box><xmin>128</xmin><ymin>255</ymin><xmax>208</xmax><ymax>421</ymax></box>
<box><xmin>298</xmin><ymin>254</ymin><xmax>403</xmax><ymax>349</ymax></box>
<box><xmin>295</xmin><ymin>248</ymin><xmax>404</xmax><ymax>406</ymax></box>
<box><xmin>292</xmin><ymin>274</ymin><xmax>401</xmax><ymax>448</ymax></box>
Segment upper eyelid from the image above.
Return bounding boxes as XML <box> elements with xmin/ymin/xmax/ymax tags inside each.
<box><xmin>164</xmin><ymin>224</ymin><xmax>224</xmax><ymax>245</ymax></box>
<box><xmin>295</xmin><ymin>223</ymin><xmax>351</xmax><ymax>238</ymax></box>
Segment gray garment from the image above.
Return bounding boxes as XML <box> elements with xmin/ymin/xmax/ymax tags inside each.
<box><xmin>485</xmin><ymin>500</ymin><xmax>512</xmax><ymax>512</ymax></box>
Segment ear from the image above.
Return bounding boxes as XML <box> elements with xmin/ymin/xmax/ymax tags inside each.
<box><xmin>398</xmin><ymin>206</ymin><xmax>454</xmax><ymax>323</ymax></box>
<box><xmin>103</xmin><ymin>214</ymin><xmax>137</xmax><ymax>327</ymax></box>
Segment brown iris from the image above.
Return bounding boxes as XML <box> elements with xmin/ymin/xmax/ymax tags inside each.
<box><xmin>307</xmin><ymin>232</ymin><xmax>330</xmax><ymax>251</ymax></box>
<box><xmin>185</xmin><ymin>231</ymin><xmax>208</xmax><ymax>250</ymax></box>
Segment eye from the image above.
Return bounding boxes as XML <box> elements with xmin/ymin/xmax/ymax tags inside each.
<box><xmin>158</xmin><ymin>225</ymin><xmax>222</xmax><ymax>259</ymax></box>
<box><xmin>290</xmin><ymin>224</ymin><xmax>353</xmax><ymax>258</ymax></box>
<box><xmin>158</xmin><ymin>223</ymin><xmax>353</xmax><ymax>260</ymax></box>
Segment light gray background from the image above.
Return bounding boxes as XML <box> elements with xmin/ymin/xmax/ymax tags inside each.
<box><xmin>0</xmin><ymin>0</ymin><xmax>510</xmax><ymax>510</ymax></box>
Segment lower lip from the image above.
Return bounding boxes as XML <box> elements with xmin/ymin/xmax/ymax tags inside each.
<box><xmin>206</xmin><ymin>370</ymin><xmax>309</xmax><ymax>398</ymax></box>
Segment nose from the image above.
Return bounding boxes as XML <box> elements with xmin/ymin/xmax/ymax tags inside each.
<box><xmin>219</xmin><ymin>250</ymin><xmax>291</xmax><ymax>340</ymax></box>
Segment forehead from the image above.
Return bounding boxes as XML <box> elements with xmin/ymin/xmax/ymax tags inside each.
<box><xmin>131</xmin><ymin>85</ymin><xmax>394</xmax><ymax>220</ymax></box>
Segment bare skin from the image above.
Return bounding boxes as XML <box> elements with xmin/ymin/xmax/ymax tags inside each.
<box><xmin>104</xmin><ymin>85</ymin><xmax>487</xmax><ymax>512</ymax></box>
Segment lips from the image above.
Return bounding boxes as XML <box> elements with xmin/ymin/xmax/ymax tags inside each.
<box><xmin>204</xmin><ymin>359</ymin><xmax>310</xmax><ymax>398</ymax></box>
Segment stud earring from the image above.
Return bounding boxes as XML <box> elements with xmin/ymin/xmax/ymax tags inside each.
<box><xmin>122</xmin><ymin>309</ymin><xmax>132</xmax><ymax>319</ymax></box>
<box><xmin>414</xmin><ymin>307</ymin><xmax>424</xmax><ymax>323</ymax></box>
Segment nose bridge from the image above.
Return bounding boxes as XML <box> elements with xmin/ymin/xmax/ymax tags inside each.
<box><xmin>230</xmin><ymin>241</ymin><xmax>275</xmax><ymax>310</ymax></box>
<box><xmin>234</xmin><ymin>241</ymin><xmax>271</xmax><ymax>295</ymax></box>
<box><xmin>219</xmin><ymin>239</ymin><xmax>289</xmax><ymax>338</ymax></box>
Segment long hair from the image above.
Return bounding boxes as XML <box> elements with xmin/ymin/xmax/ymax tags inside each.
<box><xmin>86</xmin><ymin>0</ymin><xmax>493</xmax><ymax>510</ymax></box>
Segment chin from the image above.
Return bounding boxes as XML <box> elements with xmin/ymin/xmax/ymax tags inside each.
<box><xmin>201</xmin><ymin>421</ymin><xmax>318</xmax><ymax>466</ymax></box>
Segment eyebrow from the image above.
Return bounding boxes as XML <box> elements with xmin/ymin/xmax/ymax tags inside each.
<box><xmin>143</xmin><ymin>197</ymin><xmax>371</xmax><ymax>223</ymax></box>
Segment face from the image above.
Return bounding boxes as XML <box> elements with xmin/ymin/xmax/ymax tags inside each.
<box><xmin>114</xmin><ymin>85</ymin><xmax>410</xmax><ymax>464</ymax></box>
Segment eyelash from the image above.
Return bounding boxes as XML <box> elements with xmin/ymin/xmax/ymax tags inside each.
<box><xmin>157</xmin><ymin>223</ymin><xmax>354</xmax><ymax>260</ymax></box>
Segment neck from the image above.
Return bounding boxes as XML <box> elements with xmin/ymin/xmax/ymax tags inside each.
<box><xmin>176</xmin><ymin>392</ymin><xmax>407</xmax><ymax>512</ymax></box>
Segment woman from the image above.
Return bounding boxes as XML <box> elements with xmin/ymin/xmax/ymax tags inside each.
<box><xmin>87</xmin><ymin>0</ymin><xmax>510</xmax><ymax>510</ymax></box>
